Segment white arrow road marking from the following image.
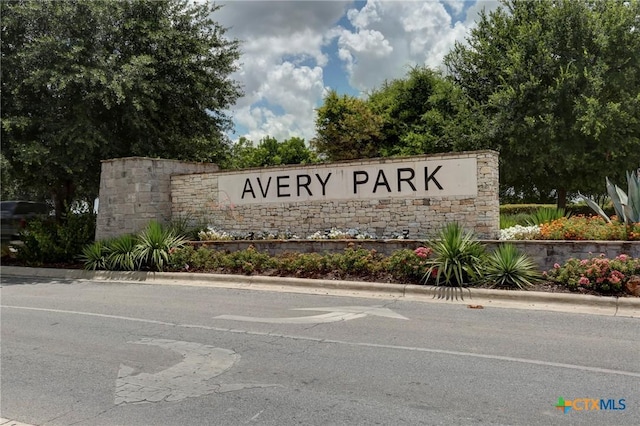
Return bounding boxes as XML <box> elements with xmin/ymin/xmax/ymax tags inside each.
<box><xmin>215</xmin><ymin>311</ymin><xmax>367</xmax><ymax>324</ymax></box>
<box><xmin>294</xmin><ymin>306</ymin><xmax>409</xmax><ymax>320</ymax></box>
<box><xmin>214</xmin><ymin>305</ymin><xmax>408</xmax><ymax>324</ymax></box>
<box><xmin>115</xmin><ymin>338</ymin><xmax>278</xmax><ymax>405</ymax></box>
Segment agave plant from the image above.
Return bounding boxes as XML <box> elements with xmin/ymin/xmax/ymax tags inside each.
<box><xmin>135</xmin><ymin>221</ymin><xmax>187</xmax><ymax>271</ymax></box>
<box><xmin>483</xmin><ymin>244</ymin><xmax>541</xmax><ymax>290</ymax></box>
<box><xmin>81</xmin><ymin>241</ymin><xmax>109</xmax><ymax>270</ymax></box>
<box><xmin>106</xmin><ymin>234</ymin><xmax>138</xmax><ymax>271</ymax></box>
<box><xmin>423</xmin><ymin>222</ymin><xmax>486</xmax><ymax>300</ymax></box>
<box><xmin>581</xmin><ymin>170</ymin><xmax>640</xmax><ymax>225</ymax></box>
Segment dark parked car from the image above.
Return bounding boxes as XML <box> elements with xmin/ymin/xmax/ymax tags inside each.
<box><xmin>0</xmin><ymin>201</ymin><xmax>50</xmax><ymax>241</ymax></box>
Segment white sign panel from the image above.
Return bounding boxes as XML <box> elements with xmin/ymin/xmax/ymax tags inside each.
<box><xmin>217</xmin><ymin>157</ymin><xmax>477</xmax><ymax>205</ymax></box>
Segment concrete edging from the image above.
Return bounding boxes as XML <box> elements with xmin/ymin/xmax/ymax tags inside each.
<box><xmin>2</xmin><ymin>266</ymin><xmax>639</xmax><ymax>317</ymax></box>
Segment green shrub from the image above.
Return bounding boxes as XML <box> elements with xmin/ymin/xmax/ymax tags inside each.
<box><xmin>500</xmin><ymin>204</ymin><xmax>556</xmax><ymax>215</ymax></box>
<box><xmin>168</xmin><ymin>245</ymin><xmax>197</xmax><ymax>271</ymax></box>
<box><xmin>275</xmin><ymin>252</ymin><xmax>328</xmax><ymax>277</ymax></box>
<box><xmin>546</xmin><ymin>254</ymin><xmax>639</xmax><ymax>295</ymax></box>
<box><xmin>483</xmin><ymin>244</ymin><xmax>541</xmax><ymax>289</ymax></box>
<box><xmin>55</xmin><ymin>210</ymin><xmax>97</xmax><ymax>257</ymax></box>
<box><xmin>386</xmin><ymin>248</ymin><xmax>431</xmax><ymax>284</ymax></box>
<box><xmin>424</xmin><ymin>223</ymin><xmax>486</xmax><ymax>298</ymax></box>
<box><xmin>566</xmin><ymin>202</ymin><xmax>614</xmax><ymax>218</ymax></box>
<box><xmin>326</xmin><ymin>246</ymin><xmax>385</xmax><ymax>277</ymax></box>
<box><xmin>222</xmin><ymin>246</ymin><xmax>276</xmax><ymax>274</ymax></box>
<box><xmin>17</xmin><ymin>210</ymin><xmax>96</xmax><ymax>265</ymax></box>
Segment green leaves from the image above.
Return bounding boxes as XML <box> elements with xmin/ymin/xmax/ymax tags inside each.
<box><xmin>445</xmin><ymin>0</ymin><xmax>640</xmax><ymax>206</ymax></box>
<box><xmin>483</xmin><ymin>244</ymin><xmax>541</xmax><ymax>290</ymax></box>
<box><xmin>311</xmin><ymin>90</ymin><xmax>384</xmax><ymax>161</ymax></box>
<box><xmin>135</xmin><ymin>221</ymin><xmax>187</xmax><ymax>272</ymax></box>
<box><xmin>423</xmin><ymin>223</ymin><xmax>486</xmax><ymax>297</ymax></box>
<box><xmin>224</xmin><ymin>136</ymin><xmax>317</xmax><ymax>170</ymax></box>
<box><xmin>582</xmin><ymin>170</ymin><xmax>640</xmax><ymax>224</ymax></box>
<box><xmin>1</xmin><ymin>0</ymin><xmax>242</xmax><ymax>208</ymax></box>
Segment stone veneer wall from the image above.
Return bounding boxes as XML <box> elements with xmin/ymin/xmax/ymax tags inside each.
<box><xmin>171</xmin><ymin>151</ymin><xmax>499</xmax><ymax>239</ymax></box>
<box><xmin>96</xmin><ymin>157</ymin><xmax>219</xmax><ymax>240</ymax></box>
<box><xmin>188</xmin><ymin>240</ymin><xmax>640</xmax><ymax>272</ymax></box>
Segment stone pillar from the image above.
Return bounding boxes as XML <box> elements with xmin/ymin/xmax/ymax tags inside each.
<box><xmin>95</xmin><ymin>157</ymin><xmax>219</xmax><ymax>240</ymax></box>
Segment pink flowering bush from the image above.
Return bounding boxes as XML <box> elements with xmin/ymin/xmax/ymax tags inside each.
<box><xmin>546</xmin><ymin>254</ymin><xmax>640</xmax><ymax>294</ymax></box>
<box><xmin>387</xmin><ymin>247</ymin><xmax>433</xmax><ymax>284</ymax></box>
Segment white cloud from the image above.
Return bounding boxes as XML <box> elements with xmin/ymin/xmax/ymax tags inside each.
<box><xmin>217</xmin><ymin>1</ymin><xmax>348</xmax><ymax>142</ymax></box>
<box><xmin>213</xmin><ymin>1</ymin><xmax>501</xmax><ymax>145</ymax></box>
<box><xmin>332</xmin><ymin>1</ymin><xmax>473</xmax><ymax>90</ymax></box>
<box><xmin>233</xmin><ymin>62</ymin><xmax>325</xmax><ymax>142</ymax></box>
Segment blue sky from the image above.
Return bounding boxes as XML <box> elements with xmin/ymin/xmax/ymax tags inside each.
<box><xmin>213</xmin><ymin>1</ymin><xmax>499</xmax><ymax>143</ymax></box>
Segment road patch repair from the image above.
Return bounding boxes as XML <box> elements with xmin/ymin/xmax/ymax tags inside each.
<box><xmin>1</xmin><ymin>266</ymin><xmax>639</xmax><ymax>318</ymax></box>
<box><xmin>115</xmin><ymin>338</ymin><xmax>278</xmax><ymax>404</ymax></box>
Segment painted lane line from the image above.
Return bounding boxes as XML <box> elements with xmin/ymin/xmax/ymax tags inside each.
<box><xmin>3</xmin><ymin>305</ymin><xmax>639</xmax><ymax>379</ymax></box>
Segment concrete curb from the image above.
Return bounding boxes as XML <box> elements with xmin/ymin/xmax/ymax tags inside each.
<box><xmin>2</xmin><ymin>266</ymin><xmax>639</xmax><ymax>317</ymax></box>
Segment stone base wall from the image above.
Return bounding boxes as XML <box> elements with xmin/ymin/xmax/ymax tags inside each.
<box><xmin>96</xmin><ymin>157</ymin><xmax>219</xmax><ymax>240</ymax></box>
<box><xmin>188</xmin><ymin>240</ymin><xmax>640</xmax><ymax>272</ymax></box>
<box><xmin>171</xmin><ymin>151</ymin><xmax>500</xmax><ymax>239</ymax></box>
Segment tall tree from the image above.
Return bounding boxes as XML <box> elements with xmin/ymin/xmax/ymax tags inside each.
<box><xmin>311</xmin><ymin>90</ymin><xmax>384</xmax><ymax>161</ymax></box>
<box><xmin>445</xmin><ymin>0</ymin><xmax>640</xmax><ymax>207</ymax></box>
<box><xmin>368</xmin><ymin>66</ymin><xmax>482</xmax><ymax>156</ymax></box>
<box><xmin>1</xmin><ymin>0</ymin><xmax>242</xmax><ymax>214</ymax></box>
<box><xmin>312</xmin><ymin>69</ymin><xmax>482</xmax><ymax>162</ymax></box>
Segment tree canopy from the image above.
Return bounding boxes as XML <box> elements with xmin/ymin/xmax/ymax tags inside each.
<box><xmin>311</xmin><ymin>67</ymin><xmax>475</xmax><ymax>162</ymax></box>
<box><xmin>445</xmin><ymin>0</ymin><xmax>640</xmax><ymax>206</ymax></box>
<box><xmin>1</xmin><ymin>0</ymin><xmax>242</xmax><ymax>213</ymax></box>
<box><xmin>311</xmin><ymin>90</ymin><xmax>384</xmax><ymax>161</ymax></box>
<box><xmin>224</xmin><ymin>136</ymin><xmax>317</xmax><ymax>170</ymax></box>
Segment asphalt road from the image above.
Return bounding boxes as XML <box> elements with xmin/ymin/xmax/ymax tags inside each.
<box><xmin>1</xmin><ymin>276</ymin><xmax>639</xmax><ymax>425</ymax></box>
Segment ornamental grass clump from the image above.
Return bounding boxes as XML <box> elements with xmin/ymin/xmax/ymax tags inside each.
<box><xmin>525</xmin><ymin>207</ymin><xmax>569</xmax><ymax>226</ymax></box>
<box><xmin>546</xmin><ymin>254</ymin><xmax>640</xmax><ymax>295</ymax></box>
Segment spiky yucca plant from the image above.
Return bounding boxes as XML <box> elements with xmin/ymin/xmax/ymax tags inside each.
<box><xmin>423</xmin><ymin>222</ymin><xmax>486</xmax><ymax>300</ymax></box>
<box><xmin>81</xmin><ymin>241</ymin><xmax>108</xmax><ymax>270</ymax></box>
<box><xmin>106</xmin><ymin>234</ymin><xmax>138</xmax><ymax>271</ymax></box>
<box><xmin>483</xmin><ymin>244</ymin><xmax>541</xmax><ymax>290</ymax></box>
<box><xmin>135</xmin><ymin>221</ymin><xmax>187</xmax><ymax>271</ymax></box>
